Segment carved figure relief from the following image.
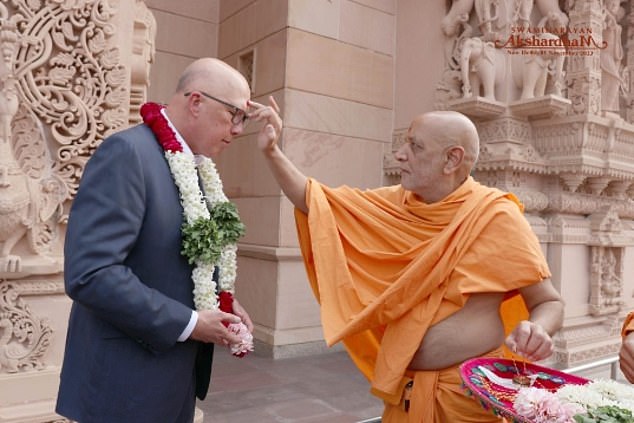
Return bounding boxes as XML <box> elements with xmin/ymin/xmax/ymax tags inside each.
<box><xmin>475</xmin><ymin>0</ymin><xmax>501</xmax><ymax>41</ymax></box>
<box><xmin>437</xmin><ymin>0</ymin><xmax>570</xmax><ymax>105</ymax></box>
<box><xmin>600</xmin><ymin>0</ymin><xmax>625</xmax><ymax>113</ymax></box>
<box><xmin>0</xmin><ymin>0</ymin><xmax>154</xmax><ymax>280</ymax></box>
<box><xmin>588</xmin><ymin>207</ymin><xmax>626</xmax><ymax>316</ymax></box>
<box><xmin>461</xmin><ymin>36</ymin><xmax>498</xmax><ymax>99</ymax></box>
<box><xmin>0</xmin><ymin>4</ymin><xmax>31</xmax><ymax>276</ymax></box>
<box><xmin>590</xmin><ymin>246</ymin><xmax>624</xmax><ymax>315</ymax></box>
<box><xmin>516</xmin><ymin>14</ymin><xmax>567</xmax><ymax>99</ymax></box>
<box><xmin>0</xmin><ymin>282</ymin><xmax>52</xmax><ymax>372</ymax></box>
<box><xmin>0</xmin><ymin>0</ymin><xmax>155</xmax><ymax>385</ymax></box>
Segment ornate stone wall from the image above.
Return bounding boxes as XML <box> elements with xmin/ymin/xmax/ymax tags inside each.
<box><xmin>0</xmin><ymin>1</ymin><xmax>155</xmax><ymax>421</ymax></box>
<box><xmin>387</xmin><ymin>0</ymin><xmax>634</xmax><ymax>372</ymax></box>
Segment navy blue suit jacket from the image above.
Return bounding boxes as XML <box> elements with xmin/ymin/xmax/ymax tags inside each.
<box><xmin>56</xmin><ymin>124</ymin><xmax>214</xmax><ymax>423</ymax></box>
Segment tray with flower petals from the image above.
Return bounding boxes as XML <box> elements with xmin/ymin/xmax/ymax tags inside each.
<box><xmin>459</xmin><ymin>357</ymin><xmax>590</xmax><ymax>423</ymax></box>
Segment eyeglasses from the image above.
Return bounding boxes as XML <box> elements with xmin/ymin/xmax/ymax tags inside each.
<box><xmin>184</xmin><ymin>91</ymin><xmax>249</xmax><ymax>127</ymax></box>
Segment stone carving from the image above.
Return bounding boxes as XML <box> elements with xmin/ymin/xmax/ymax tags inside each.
<box><xmin>0</xmin><ymin>0</ymin><xmax>156</xmax><ymax>420</ymax></box>
<box><xmin>477</xmin><ymin>116</ymin><xmax>532</xmax><ymax>142</ymax></box>
<box><xmin>546</xmin><ymin>192</ymin><xmax>634</xmax><ymax>219</ymax></box>
<box><xmin>513</xmin><ymin>13</ymin><xmax>567</xmax><ymax>101</ymax></box>
<box><xmin>0</xmin><ymin>281</ymin><xmax>52</xmax><ymax>373</ymax></box>
<box><xmin>475</xmin><ymin>0</ymin><xmax>501</xmax><ymax>41</ymax></box>
<box><xmin>625</xmin><ymin>4</ymin><xmax>634</xmax><ymax>122</ymax></box>
<box><xmin>588</xmin><ymin>208</ymin><xmax>627</xmax><ymax>316</ymax></box>
<box><xmin>383</xmin><ymin>129</ymin><xmax>407</xmax><ymax>184</ymax></box>
<box><xmin>11</xmin><ymin>279</ymin><xmax>65</xmax><ymax>296</ymax></box>
<box><xmin>590</xmin><ymin>246</ymin><xmax>624</xmax><ymax>315</ymax></box>
<box><xmin>14</xmin><ymin>0</ymin><xmax>129</xmax><ymax>192</ymax></box>
<box><xmin>439</xmin><ymin>0</ymin><xmax>569</xmax><ymax>105</ymax></box>
<box><xmin>0</xmin><ymin>0</ymin><xmax>156</xmax><ymax>345</ymax></box>
<box><xmin>0</xmin><ymin>5</ymin><xmax>34</xmax><ymax>276</ymax></box>
<box><xmin>513</xmin><ymin>35</ymin><xmax>566</xmax><ymax>101</ymax></box>
<box><xmin>552</xmin><ymin>318</ymin><xmax>621</xmax><ymax>367</ymax></box>
<box><xmin>128</xmin><ymin>0</ymin><xmax>157</xmax><ymax>124</ymax></box>
<box><xmin>565</xmin><ymin>4</ymin><xmax>604</xmax><ymax>116</ymax></box>
<box><xmin>547</xmin><ymin>213</ymin><xmax>590</xmax><ymax>244</ymax></box>
<box><xmin>600</xmin><ymin>0</ymin><xmax>626</xmax><ymax>114</ymax></box>
<box><xmin>460</xmin><ymin>36</ymin><xmax>498</xmax><ymax>99</ymax></box>
<box><xmin>442</xmin><ymin>0</ymin><xmax>477</xmax><ymax>38</ymax></box>
<box><xmin>0</xmin><ymin>0</ymin><xmax>156</xmax><ymax>280</ymax></box>
<box><xmin>555</xmin><ymin>342</ymin><xmax>621</xmax><ymax>366</ymax></box>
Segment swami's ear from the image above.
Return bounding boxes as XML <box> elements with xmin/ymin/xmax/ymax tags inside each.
<box><xmin>443</xmin><ymin>145</ymin><xmax>465</xmax><ymax>175</ymax></box>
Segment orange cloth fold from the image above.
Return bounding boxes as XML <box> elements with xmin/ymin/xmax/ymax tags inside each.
<box><xmin>382</xmin><ymin>347</ymin><xmax>506</xmax><ymax>423</ymax></box>
<box><xmin>294</xmin><ymin>177</ymin><xmax>551</xmax><ymax>413</ymax></box>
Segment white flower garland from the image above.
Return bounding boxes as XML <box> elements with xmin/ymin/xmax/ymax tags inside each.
<box><xmin>165</xmin><ymin>151</ymin><xmax>237</xmax><ymax>311</ymax></box>
<box><xmin>557</xmin><ymin>379</ymin><xmax>634</xmax><ymax>413</ymax></box>
<box><xmin>141</xmin><ymin>103</ymin><xmax>253</xmax><ymax>356</ymax></box>
<box><xmin>513</xmin><ymin>379</ymin><xmax>634</xmax><ymax>422</ymax></box>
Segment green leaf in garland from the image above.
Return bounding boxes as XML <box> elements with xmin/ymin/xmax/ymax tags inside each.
<box><xmin>209</xmin><ymin>202</ymin><xmax>246</xmax><ymax>244</ymax></box>
<box><xmin>574</xmin><ymin>405</ymin><xmax>634</xmax><ymax>423</ymax></box>
<box><xmin>181</xmin><ymin>218</ymin><xmax>223</xmax><ymax>264</ymax></box>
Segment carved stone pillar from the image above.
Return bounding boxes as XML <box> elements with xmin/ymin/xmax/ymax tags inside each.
<box><xmin>565</xmin><ymin>1</ymin><xmax>605</xmax><ymax>116</ymax></box>
<box><xmin>588</xmin><ymin>208</ymin><xmax>627</xmax><ymax>316</ymax></box>
<box><xmin>625</xmin><ymin>3</ymin><xmax>634</xmax><ymax>122</ymax></box>
<box><xmin>0</xmin><ymin>1</ymin><xmax>156</xmax><ymax>422</ymax></box>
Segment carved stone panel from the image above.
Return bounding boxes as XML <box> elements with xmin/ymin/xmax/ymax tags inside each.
<box><xmin>589</xmin><ymin>246</ymin><xmax>624</xmax><ymax>316</ymax></box>
<box><xmin>0</xmin><ymin>282</ymin><xmax>53</xmax><ymax>373</ymax></box>
<box><xmin>0</xmin><ymin>1</ymin><xmax>155</xmax><ymax>422</ymax></box>
<box><xmin>0</xmin><ymin>0</ymin><xmax>156</xmax><ymax>280</ymax></box>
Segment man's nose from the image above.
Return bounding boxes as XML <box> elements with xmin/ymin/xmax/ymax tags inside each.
<box><xmin>230</xmin><ymin>123</ymin><xmax>243</xmax><ymax>135</ymax></box>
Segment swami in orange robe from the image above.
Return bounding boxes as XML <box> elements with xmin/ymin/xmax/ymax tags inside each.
<box><xmin>294</xmin><ymin>176</ymin><xmax>551</xmax><ymax>422</ymax></box>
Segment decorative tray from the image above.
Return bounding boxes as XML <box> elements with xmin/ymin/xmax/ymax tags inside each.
<box><xmin>459</xmin><ymin>357</ymin><xmax>590</xmax><ymax>423</ymax></box>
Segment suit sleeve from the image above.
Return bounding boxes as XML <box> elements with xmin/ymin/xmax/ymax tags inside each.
<box><xmin>63</xmin><ymin>135</ymin><xmax>192</xmax><ymax>352</ymax></box>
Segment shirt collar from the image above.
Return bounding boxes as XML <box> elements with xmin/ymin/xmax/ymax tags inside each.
<box><xmin>161</xmin><ymin>108</ymin><xmax>193</xmax><ymax>155</ymax></box>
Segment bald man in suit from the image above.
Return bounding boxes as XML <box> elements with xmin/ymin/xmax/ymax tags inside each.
<box><xmin>56</xmin><ymin>58</ymin><xmax>276</xmax><ymax>422</ymax></box>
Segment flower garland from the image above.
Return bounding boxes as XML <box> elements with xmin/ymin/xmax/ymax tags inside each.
<box><xmin>140</xmin><ymin>102</ymin><xmax>253</xmax><ymax>357</ymax></box>
<box><xmin>513</xmin><ymin>379</ymin><xmax>634</xmax><ymax>422</ymax></box>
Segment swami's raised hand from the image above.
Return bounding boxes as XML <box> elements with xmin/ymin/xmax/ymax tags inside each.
<box><xmin>249</xmin><ymin>95</ymin><xmax>308</xmax><ymax>213</ymax></box>
<box><xmin>248</xmin><ymin>96</ymin><xmax>282</xmax><ymax>152</ymax></box>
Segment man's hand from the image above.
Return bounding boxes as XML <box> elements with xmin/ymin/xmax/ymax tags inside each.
<box><xmin>248</xmin><ymin>96</ymin><xmax>283</xmax><ymax>154</ymax></box>
<box><xmin>505</xmin><ymin>320</ymin><xmax>554</xmax><ymax>361</ymax></box>
<box><xmin>189</xmin><ymin>309</ymin><xmax>242</xmax><ymax>345</ymax></box>
<box><xmin>232</xmin><ymin>297</ymin><xmax>254</xmax><ymax>332</ymax></box>
<box><xmin>620</xmin><ymin>332</ymin><xmax>634</xmax><ymax>383</ymax></box>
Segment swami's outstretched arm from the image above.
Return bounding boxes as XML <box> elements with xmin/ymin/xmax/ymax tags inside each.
<box><xmin>249</xmin><ymin>96</ymin><xmax>308</xmax><ymax>214</ymax></box>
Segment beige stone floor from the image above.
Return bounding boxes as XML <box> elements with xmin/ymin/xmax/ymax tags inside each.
<box><xmin>197</xmin><ymin>346</ymin><xmax>383</xmax><ymax>423</ymax></box>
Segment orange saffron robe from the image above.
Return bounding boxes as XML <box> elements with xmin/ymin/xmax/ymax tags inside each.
<box><xmin>294</xmin><ymin>177</ymin><xmax>551</xmax><ymax>422</ymax></box>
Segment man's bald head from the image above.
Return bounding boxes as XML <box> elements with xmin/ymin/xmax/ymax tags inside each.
<box><xmin>164</xmin><ymin>58</ymin><xmax>252</xmax><ymax>158</ymax></box>
<box><xmin>175</xmin><ymin>58</ymin><xmax>249</xmax><ymax>100</ymax></box>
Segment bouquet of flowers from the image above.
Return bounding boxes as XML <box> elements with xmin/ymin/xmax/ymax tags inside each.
<box><xmin>513</xmin><ymin>379</ymin><xmax>634</xmax><ymax>423</ymax></box>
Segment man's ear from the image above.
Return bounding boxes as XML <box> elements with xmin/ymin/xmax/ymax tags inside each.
<box><xmin>187</xmin><ymin>92</ymin><xmax>203</xmax><ymax>117</ymax></box>
<box><xmin>443</xmin><ymin>146</ymin><xmax>465</xmax><ymax>174</ymax></box>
